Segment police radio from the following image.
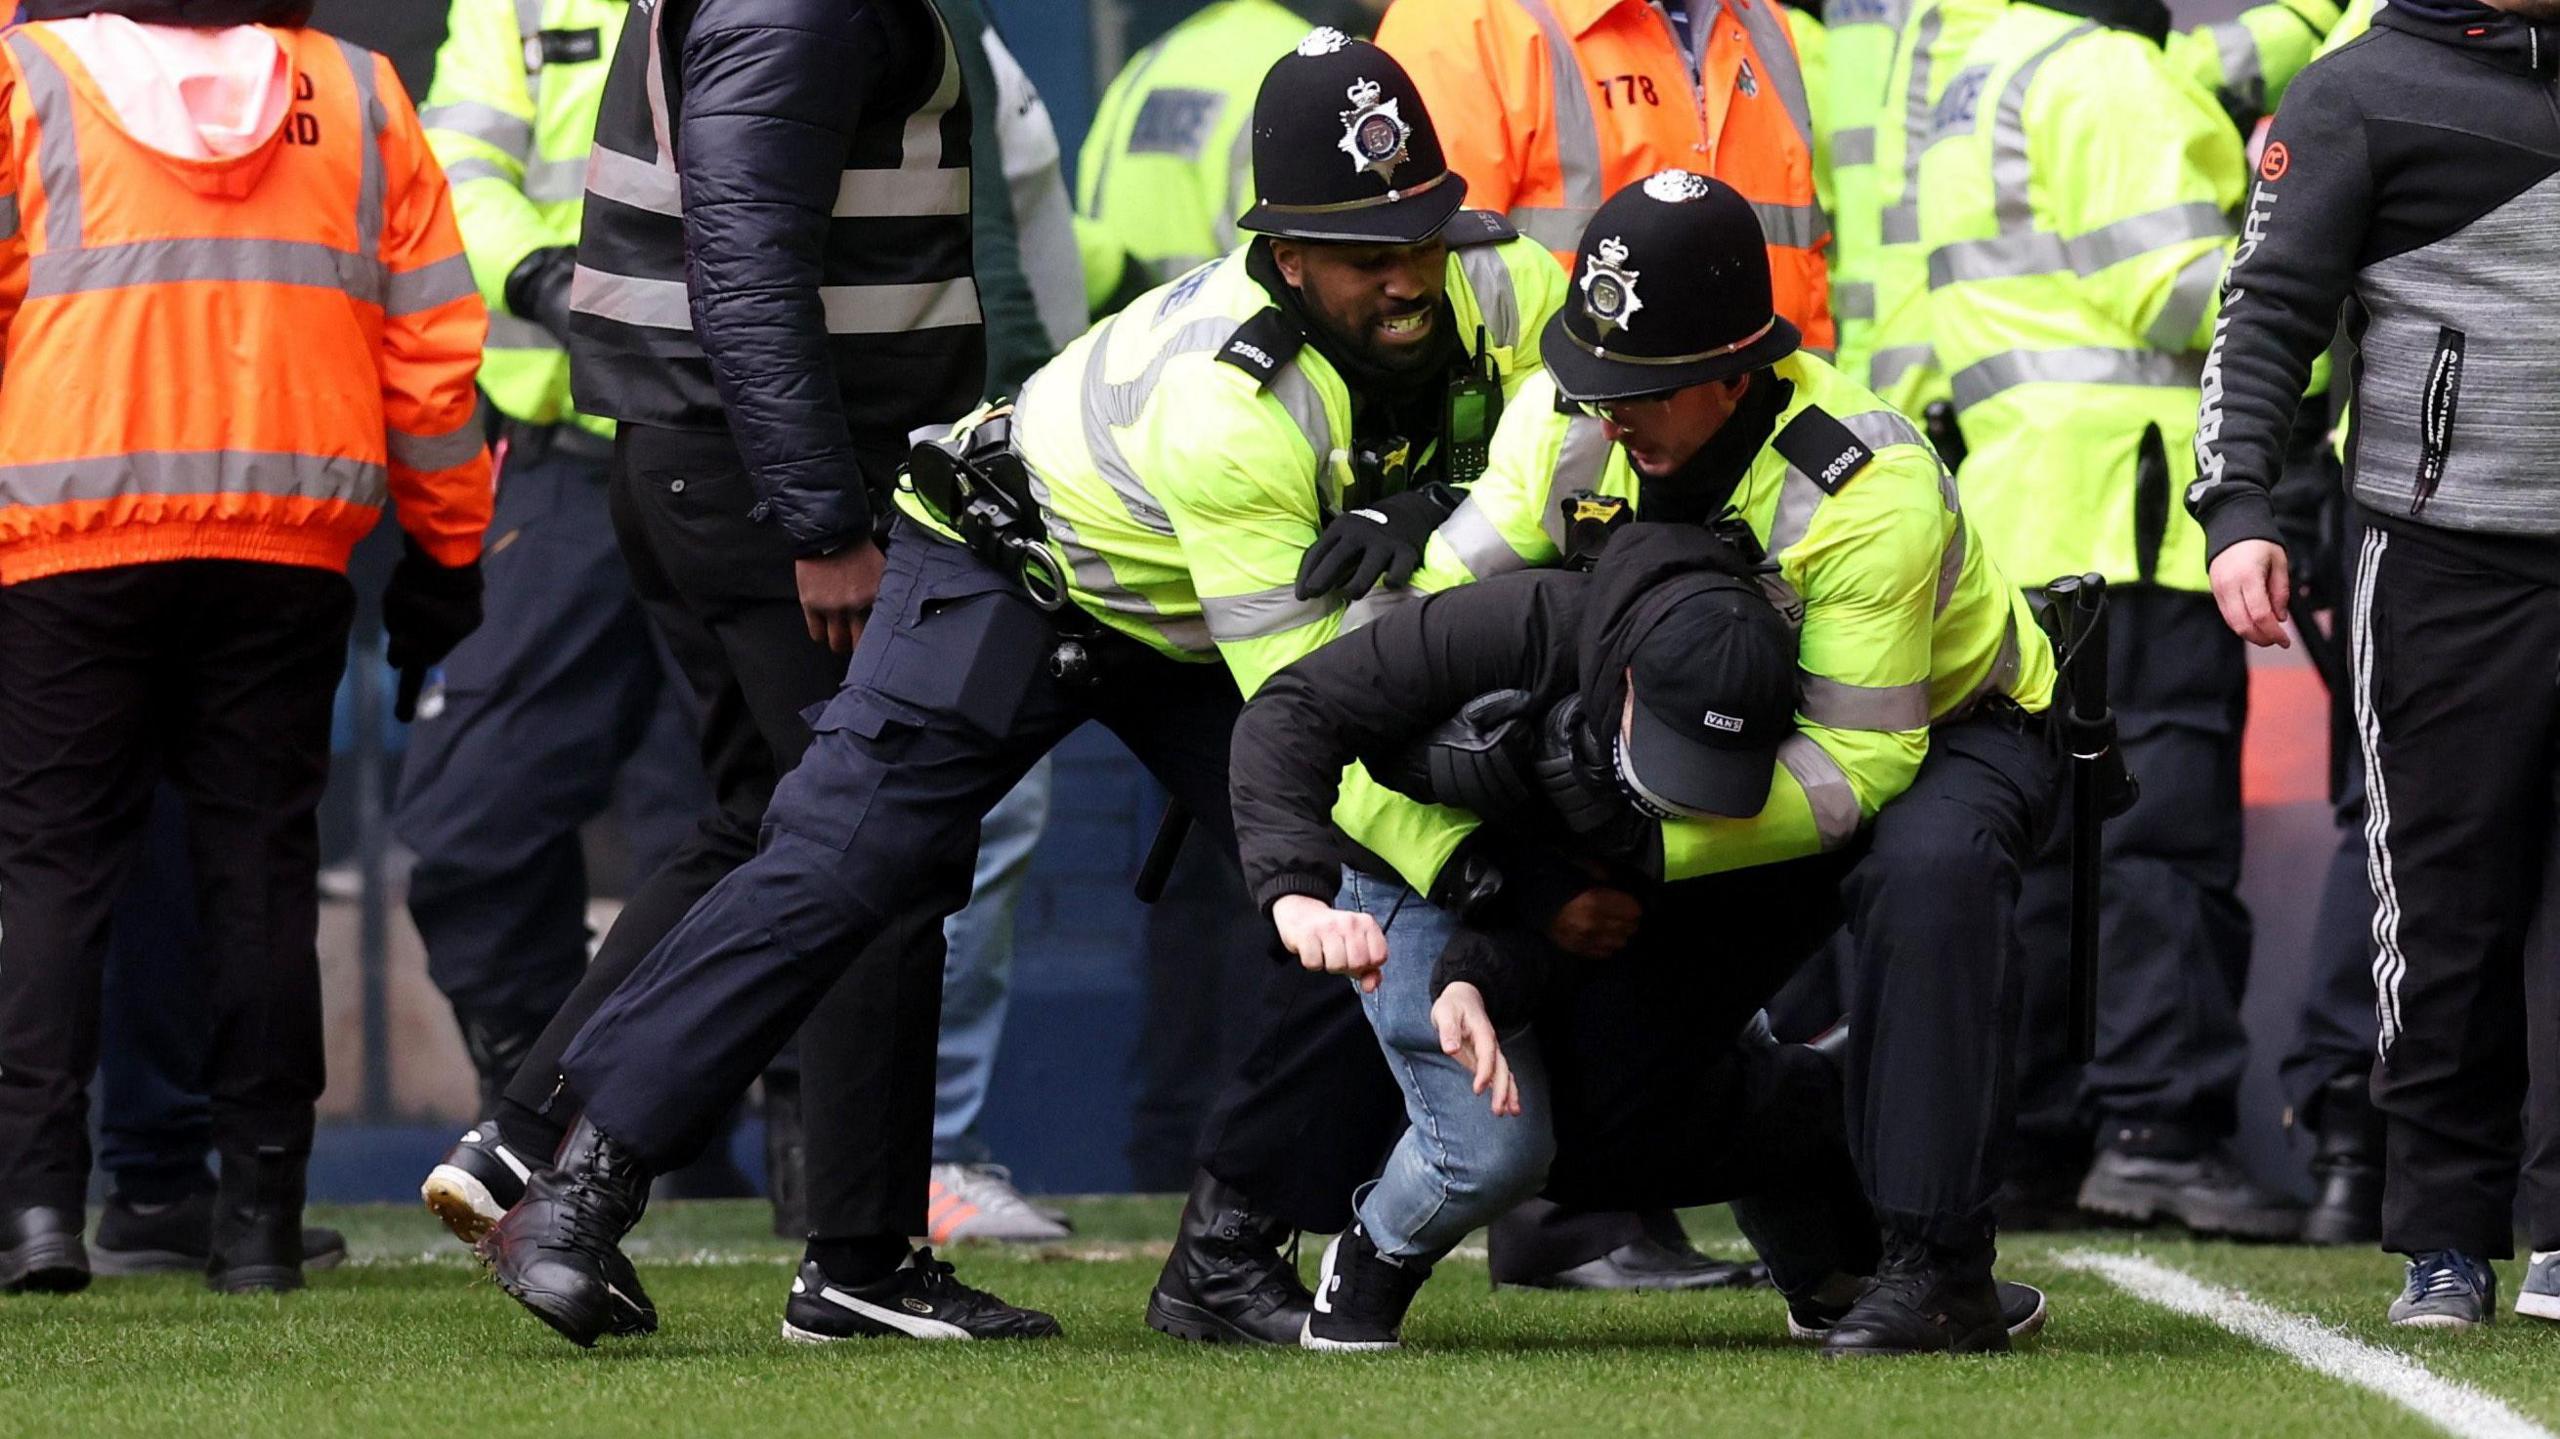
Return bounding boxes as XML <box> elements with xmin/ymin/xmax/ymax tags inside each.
<box><xmin>1440</xmin><ymin>325</ymin><xmax>1503</xmax><ymax>485</ymax></box>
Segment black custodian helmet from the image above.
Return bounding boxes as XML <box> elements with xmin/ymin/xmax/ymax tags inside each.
<box><xmin>1236</xmin><ymin>29</ymin><xmax>1468</xmax><ymax>246</ymax></box>
<box><xmin>1543</xmin><ymin>170</ymin><xmax>1801</xmax><ymax>402</ymax></box>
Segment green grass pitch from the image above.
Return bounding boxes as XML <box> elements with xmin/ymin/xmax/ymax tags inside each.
<box><xmin>2</xmin><ymin>1197</ymin><xmax>2553</xmax><ymax>1438</ymax></box>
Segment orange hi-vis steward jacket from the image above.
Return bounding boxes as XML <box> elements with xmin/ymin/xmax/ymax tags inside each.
<box><xmin>0</xmin><ymin>22</ymin><xmax>491</xmax><ymax>586</ymax></box>
<box><xmin>1379</xmin><ymin>0</ymin><xmax>1833</xmax><ymax>354</ymax></box>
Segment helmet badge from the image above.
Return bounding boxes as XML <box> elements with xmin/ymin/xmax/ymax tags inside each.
<box><xmin>1296</xmin><ymin>26</ymin><xmax>1351</xmax><ymax>57</ymax></box>
<box><xmin>1337</xmin><ymin>77</ymin><xmax>1412</xmax><ymax>187</ymax></box>
<box><xmin>1580</xmin><ymin>235</ymin><xmax>1644</xmax><ymax>339</ymax></box>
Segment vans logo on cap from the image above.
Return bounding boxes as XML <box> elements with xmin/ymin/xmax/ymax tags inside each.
<box><xmin>1702</xmin><ymin>710</ymin><xmax>1745</xmax><ymax>734</ymax></box>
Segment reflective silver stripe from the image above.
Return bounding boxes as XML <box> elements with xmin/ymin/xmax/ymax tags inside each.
<box><xmin>1732</xmin><ymin>0</ymin><xmax>1819</xmax><ymax>159</ymax></box>
<box><xmin>1215</xmin><ymin>114</ymin><xmax>1252</xmax><ymax>255</ymax></box>
<box><xmin>389</xmin><ymin>415</ymin><xmax>487</xmax><ymax>474</ymax></box>
<box><xmin>1342</xmin><ymin>583</ymin><xmax>1424</xmax><ymax>632</ymax></box>
<box><xmin>1750</xmin><ymin>198</ymin><xmax>1828</xmax><ymax>250</ymax></box>
<box><xmin>1200</xmin><ymin>584</ymin><xmax>1332</xmax><ymax>643</ymax></box>
<box><xmin>0</xmin><ymin>193</ymin><xmax>16</xmax><ymax>241</ymax></box>
<box><xmin>420</xmin><ymin>101</ymin><xmax>535</xmax><ymax>160</ymax></box>
<box><xmin>1537</xmin><ymin>415</ymin><xmax>1615</xmax><ymax>553</ymax></box>
<box><xmin>1764</xmin><ymin>468</ymin><xmax>1829</xmax><ymax>559</ymax></box>
<box><xmin>523</xmin><ymin>155</ymin><xmax>589</xmax><ymax>204</ymax></box>
<box><xmin>569</xmin><ymin>267</ymin><xmax>689</xmax><ymax>330</ymax></box>
<box><xmin>1021</xmin><ymin>462</ymin><xmax>1215</xmax><ymax>653</ymax></box>
<box><xmin>1801</xmin><ymin>673</ymin><xmax>1932</xmax><ymax>731</ymax></box>
<box><xmin>820</xmin><ymin>278</ymin><xmax>980</xmax><ymax>333</ymax></box>
<box><xmin>1270</xmin><ymin>364</ymin><xmax>1336</xmax><ymax>470</ymax></box>
<box><xmin>443</xmin><ymin>157</ymin><xmax>518</xmax><ymax>189</ymax></box>
<box><xmin>1869</xmin><ymin>343</ymin><xmax>1932</xmax><ymax>391</ymax></box>
<box><xmin>28</xmin><ymin>238</ymin><xmax>383</xmax><ymax>301</ymax></box>
<box><xmin>585</xmin><ymin>145</ymin><xmax>682</xmax><ymax>216</ymax></box>
<box><xmin>1512</xmin><ymin>205</ymin><xmax>1596</xmax><ymax>255</ymax></box>
<box><xmin>1878</xmin><ymin>203</ymin><xmax>1920</xmax><ymax>245</ymax></box>
<box><xmin>1935</xmin><ymin>517</ymin><xmax>1967</xmax><ymax>612</ymax></box>
<box><xmin>1837</xmin><ymin>407</ymin><xmax>1929</xmax><ymax>455</ymax></box>
<box><xmin>1080</xmin><ymin>316</ymin><xmax>1230</xmax><ymax>535</ymax></box>
<box><xmin>1988</xmin><ymin>25</ymin><xmax>2095</xmax><ymax>235</ymax></box>
<box><xmin>341</xmin><ymin>39</ymin><xmax>389</xmax><ymax>267</ymax></box>
<box><xmin>2144</xmin><ymin>246</ymin><xmax>2225</xmax><ymax>351</ymax></box>
<box><xmin>1455</xmin><ymin>243</ymin><xmax>1521</xmax><ymax>350</ymax></box>
<box><xmin>1928</xmin><ymin>201</ymin><xmax>2230</xmax><ymax>287</ymax></box>
<box><xmin>0</xmin><ymin>449</ymin><xmax>389</xmax><ymax>508</ymax></box>
<box><xmin>1778</xmin><ymin>734</ymin><xmax>1862</xmax><ymax>848</ymax></box>
<box><xmin>1438</xmin><ymin>495</ymin><xmax>1528</xmax><ymax>580</ymax></box>
<box><xmin>6</xmin><ymin>33</ymin><xmax>81</xmax><ymax>248</ymax></box>
<box><xmin>1833</xmin><ymin>126</ymin><xmax>1877</xmax><ymax>167</ymax></box>
<box><xmin>486</xmin><ymin>312</ymin><xmax>560</xmax><ymax>351</ymax></box>
<box><xmin>513</xmin><ymin>0</ymin><xmax>544</xmax><ymax>40</ymax></box>
<box><xmin>385</xmin><ymin>253</ymin><xmax>476</xmax><ymax>314</ymax></box>
<box><xmin>2209</xmin><ymin>19</ymin><xmax>2261</xmax><ymax>96</ymax></box>
<box><xmin>1949</xmin><ymin>346</ymin><xmax>2202</xmax><ymax>412</ymax></box>
<box><xmin>1512</xmin><ymin>0</ymin><xmax>1608</xmax><ymax>229</ymax></box>
<box><xmin>836</xmin><ymin>166</ymin><xmax>971</xmax><ymax>219</ymax></box>
<box><xmin>901</xmin><ymin>7</ymin><xmax>964</xmax><ymax>166</ymax></box>
<box><xmin>1884</xmin><ymin>2</ymin><xmax>1945</xmax><ymax>230</ymax></box>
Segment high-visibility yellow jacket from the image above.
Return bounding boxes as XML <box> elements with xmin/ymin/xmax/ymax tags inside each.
<box><xmin>422</xmin><ymin>0</ymin><xmax>618</xmax><ymax>438</ymax></box>
<box><xmin>1337</xmin><ymin>354</ymin><xmax>2055</xmax><ymax>890</ymax></box>
<box><xmin>898</xmin><ymin>222</ymin><xmax>1569</xmax><ymax>701</ymax></box>
<box><xmin>1817</xmin><ymin>0</ymin><xmax>1909</xmax><ymax>382</ymax></box>
<box><xmin>1918</xmin><ymin>1</ymin><xmax>2248</xmax><ymax>593</ymax></box>
<box><xmin>1073</xmin><ymin>0</ymin><xmax>1309</xmax><ymax>314</ymax></box>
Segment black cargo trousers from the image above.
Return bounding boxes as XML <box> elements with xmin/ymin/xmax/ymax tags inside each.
<box><xmin>2351</xmin><ymin>519</ymin><xmax>2560</xmax><ymax>1259</ymax></box>
<box><xmin>558</xmin><ymin>513</ymin><xmax>1401</xmax><ymax>1238</ymax></box>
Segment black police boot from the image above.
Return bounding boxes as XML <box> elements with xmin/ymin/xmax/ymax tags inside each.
<box><xmin>2078</xmin><ymin>1122</ymin><xmax>2303</xmax><ymax>1241</ymax></box>
<box><xmin>421</xmin><ymin>1118</ymin><xmax>538</xmax><ymax>1247</ymax></box>
<box><xmin>2</xmin><ymin>1206</ymin><xmax>90</xmax><ymax>1294</ymax></box>
<box><xmin>1793</xmin><ymin>1272</ymin><xmax>2049</xmax><ymax>1345</ymax></box>
<box><xmin>206</xmin><ymin>1145</ymin><xmax>308</xmax><ymax>1295</ymax></box>
<box><xmin>1303</xmin><ymin>1224</ymin><xmax>1432</xmax><ymax>1351</ymax></box>
<box><xmin>763</xmin><ymin>1076</ymin><xmax>808</xmax><ymax>1240</ymax></box>
<box><xmin>480</xmin><ymin>1117</ymin><xmax>653</xmax><ymax>1348</ymax></box>
<box><xmin>1145</xmin><ymin>1170</ymin><xmax>1314</xmax><ymax>1346</ymax></box>
<box><xmin>2301</xmin><ymin>1074</ymin><xmax>2384</xmax><ymax>1247</ymax></box>
<box><xmin>1818</xmin><ymin>1232</ymin><xmax>2014</xmax><ymax>1358</ymax></box>
<box><xmin>95</xmin><ymin>1179</ymin><xmax>346</xmax><ymax>1276</ymax></box>
<box><xmin>1498</xmin><ymin>1226</ymin><xmax>1763</xmax><ymax>1291</ymax></box>
<box><xmin>780</xmin><ymin>1250</ymin><xmax>1061</xmax><ymax>1343</ymax></box>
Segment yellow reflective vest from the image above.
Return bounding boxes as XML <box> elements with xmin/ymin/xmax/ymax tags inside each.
<box><xmin>422</xmin><ymin>0</ymin><xmax>621</xmax><ymax>437</ymax></box>
<box><xmin>1337</xmin><ymin>354</ymin><xmax>2056</xmax><ymax>890</ymax></box>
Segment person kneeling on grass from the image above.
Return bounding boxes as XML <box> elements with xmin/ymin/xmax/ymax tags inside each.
<box><xmin>1230</xmin><ymin>524</ymin><xmax>2051</xmax><ymax>1353</ymax></box>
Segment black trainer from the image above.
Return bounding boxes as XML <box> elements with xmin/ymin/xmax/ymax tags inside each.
<box><xmin>1146</xmin><ymin>1170</ymin><xmax>1315</xmax><ymax>1346</ymax></box>
<box><xmin>1302</xmin><ymin>1224</ymin><xmax>1431</xmax><ymax>1352</ymax></box>
<box><xmin>2</xmin><ymin>1207</ymin><xmax>89</xmax><ymax>1294</ymax></box>
<box><xmin>421</xmin><ymin>1118</ymin><xmax>537</xmax><ymax>1247</ymax></box>
<box><xmin>93</xmin><ymin>1186</ymin><xmax>346</xmax><ymax>1276</ymax></box>
<box><xmin>1497</xmin><ymin>1232</ymin><xmax>1764</xmax><ymax>1292</ymax></box>
<box><xmin>1791</xmin><ymin>1275</ymin><xmax>2048</xmax><ymax>1346</ymax></box>
<box><xmin>1817</xmin><ymin>1235</ymin><xmax>2015</xmax><ymax>1357</ymax></box>
<box><xmin>2078</xmin><ymin>1127</ymin><xmax>2302</xmax><ymax>1241</ymax></box>
<box><xmin>206</xmin><ymin>1145</ymin><xmax>309</xmax><ymax>1295</ymax></box>
<box><xmin>2301</xmin><ymin>1075</ymin><xmax>2383</xmax><ymax>1247</ymax></box>
<box><xmin>480</xmin><ymin>1118</ymin><xmax>653</xmax><ymax>1348</ymax></box>
<box><xmin>780</xmin><ymin>1251</ymin><xmax>1061</xmax><ymax>1342</ymax></box>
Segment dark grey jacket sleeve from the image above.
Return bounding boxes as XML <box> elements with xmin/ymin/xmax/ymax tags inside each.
<box><xmin>677</xmin><ymin>0</ymin><xmax>901</xmax><ymax>554</ymax></box>
<box><xmin>2189</xmin><ymin>59</ymin><xmax>2373</xmax><ymax>563</ymax></box>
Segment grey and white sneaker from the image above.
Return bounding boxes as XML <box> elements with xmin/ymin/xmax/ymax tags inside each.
<box><xmin>2390</xmin><ymin>1250</ymin><xmax>2496</xmax><ymax>1329</ymax></box>
<box><xmin>926</xmin><ymin>1164</ymin><xmax>1072</xmax><ymax>1244</ymax></box>
<box><xmin>2516</xmin><ymin>1251</ymin><xmax>2559</xmax><ymax>1323</ymax></box>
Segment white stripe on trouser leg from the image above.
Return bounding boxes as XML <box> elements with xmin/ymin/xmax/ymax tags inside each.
<box><xmin>2350</xmin><ymin>528</ymin><xmax>2407</xmax><ymax>1055</ymax></box>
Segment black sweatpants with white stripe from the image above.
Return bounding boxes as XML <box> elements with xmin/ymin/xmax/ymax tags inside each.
<box><xmin>2352</xmin><ymin>518</ymin><xmax>2560</xmax><ymax>1258</ymax></box>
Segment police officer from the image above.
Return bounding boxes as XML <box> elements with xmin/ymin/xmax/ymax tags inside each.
<box><xmin>1918</xmin><ymin>0</ymin><xmax>2303</xmax><ymax>1239</ymax></box>
<box><xmin>476</xmin><ymin>32</ymin><xmax>1567</xmax><ymax>1347</ymax></box>
<box><xmin>1320</xmin><ymin>171</ymin><xmax>2066</xmax><ymax>1355</ymax></box>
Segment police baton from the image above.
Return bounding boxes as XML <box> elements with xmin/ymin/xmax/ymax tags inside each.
<box><xmin>1135</xmin><ymin>801</ymin><xmax>1191</xmax><ymax>904</ymax></box>
<box><xmin>2040</xmin><ymin>574</ymin><xmax>2131</xmax><ymax>1065</ymax></box>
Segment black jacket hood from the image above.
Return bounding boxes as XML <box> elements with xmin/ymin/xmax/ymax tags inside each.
<box><xmin>21</xmin><ymin>1</ymin><xmax>314</xmax><ymax>25</ymax></box>
<box><xmin>1575</xmin><ymin>522</ymin><xmax>1769</xmax><ymax>747</ymax></box>
<box><xmin>2375</xmin><ymin>0</ymin><xmax>2560</xmax><ymax>78</ymax></box>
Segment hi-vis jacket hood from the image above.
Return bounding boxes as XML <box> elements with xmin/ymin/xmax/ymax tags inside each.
<box><xmin>38</xmin><ymin>15</ymin><xmax>292</xmax><ymax>181</ymax></box>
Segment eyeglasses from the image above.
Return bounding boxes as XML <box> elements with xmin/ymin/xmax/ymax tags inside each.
<box><xmin>1561</xmin><ymin>389</ymin><xmax>1683</xmax><ymax>423</ymax></box>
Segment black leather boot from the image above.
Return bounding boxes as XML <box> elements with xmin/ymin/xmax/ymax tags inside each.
<box><xmin>1819</xmin><ymin>1231</ymin><xmax>2012</xmax><ymax>1358</ymax></box>
<box><xmin>480</xmin><ymin>1117</ymin><xmax>653</xmax><ymax>1348</ymax></box>
<box><xmin>1144</xmin><ymin>1170</ymin><xmax>1313</xmax><ymax>1345</ymax></box>
<box><xmin>2</xmin><ymin>1206</ymin><xmax>90</xmax><ymax>1294</ymax></box>
<box><xmin>2078</xmin><ymin>1122</ymin><xmax>2303</xmax><ymax>1241</ymax></box>
<box><xmin>206</xmin><ymin>1145</ymin><xmax>308</xmax><ymax>1295</ymax></box>
<box><xmin>2302</xmin><ymin>1074</ymin><xmax>2384</xmax><ymax>1246</ymax></box>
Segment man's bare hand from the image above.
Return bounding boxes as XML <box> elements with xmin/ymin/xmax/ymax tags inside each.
<box><xmin>1546</xmin><ymin>885</ymin><xmax>1642</xmax><ymax>959</ymax></box>
<box><xmin>2208</xmin><ymin>538</ymin><xmax>2292</xmax><ymax>649</ymax></box>
<box><xmin>1431</xmin><ymin>982</ymin><xmax>1520</xmax><ymax>1117</ymax></box>
<box><xmin>797</xmin><ymin>541</ymin><xmax>886</xmax><ymax>655</ymax></box>
<box><xmin>1272</xmin><ymin>893</ymin><xmax>1388</xmax><ymax>993</ymax></box>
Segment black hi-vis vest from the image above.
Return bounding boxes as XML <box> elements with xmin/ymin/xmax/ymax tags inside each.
<box><xmin>567</xmin><ymin>0</ymin><xmax>983</xmax><ymax>461</ymax></box>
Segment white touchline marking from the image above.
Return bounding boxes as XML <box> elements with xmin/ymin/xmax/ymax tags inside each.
<box><xmin>2059</xmin><ymin>1250</ymin><xmax>2556</xmax><ymax>1439</ymax></box>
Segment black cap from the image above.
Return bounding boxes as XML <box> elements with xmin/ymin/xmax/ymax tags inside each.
<box><xmin>1236</xmin><ymin>29</ymin><xmax>1468</xmax><ymax>246</ymax></box>
<box><xmin>1543</xmin><ymin>170</ymin><xmax>1801</xmax><ymax>403</ymax></box>
<box><xmin>1613</xmin><ymin>574</ymin><xmax>1797</xmax><ymax>819</ymax></box>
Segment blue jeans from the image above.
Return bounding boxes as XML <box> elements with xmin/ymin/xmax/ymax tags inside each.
<box><xmin>931</xmin><ymin>758</ymin><xmax>1052</xmax><ymax>1166</ymax></box>
<box><xmin>1341</xmin><ymin>869</ymin><xmax>1556</xmax><ymax>1263</ymax></box>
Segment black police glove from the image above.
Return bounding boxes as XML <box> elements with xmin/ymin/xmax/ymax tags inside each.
<box><xmin>503</xmin><ymin>244</ymin><xmax>579</xmax><ymax>344</ymax></box>
<box><xmin>1428</xmin><ymin>921</ymin><xmax>1555</xmax><ymax>1031</ymax></box>
<box><xmin>1294</xmin><ymin>482</ymin><xmax>1461</xmax><ymax>601</ymax></box>
<box><xmin>1367</xmin><ymin>688</ymin><xmax>1542</xmax><ymax>822</ymax></box>
<box><xmin>382</xmin><ymin>535</ymin><xmax>484</xmax><ymax>720</ymax></box>
<box><xmin>1530</xmin><ymin>695</ymin><xmax>1657</xmax><ymax>868</ymax></box>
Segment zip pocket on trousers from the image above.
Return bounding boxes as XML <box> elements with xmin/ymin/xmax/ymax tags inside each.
<box><xmin>2413</xmin><ymin>326</ymin><xmax>2465</xmax><ymax>516</ymax></box>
